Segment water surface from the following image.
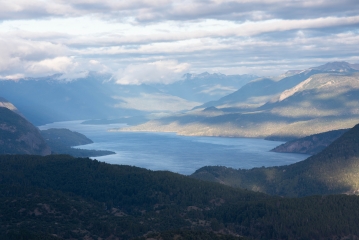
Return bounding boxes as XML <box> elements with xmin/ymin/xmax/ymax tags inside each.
<box><xmin>39</xmin><ymin>121</ymin><xmax>310</xmax><ymax>175</ymax></box>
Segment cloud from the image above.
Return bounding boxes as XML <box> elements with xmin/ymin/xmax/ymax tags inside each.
<box><xmin>0</xmin><ymin>0</ymin><xmax>75</xmax><ymax>20</ymax></box>
<box><xmin>115</xmin><ymin>60</ymin><xmax>190</xmax><ymax>85</ymax></box>
<box><xmin>1</xmin><ymin>0</ymin><xmax>358</xmax><ymax>23</ymax></box>
<box><xmin>0</xmin><ymin>0</ymin><xmax>358</xmax><ymax>79</ymax></box>
<box><xmin>26</xmin><ymin>57</ymin><xmax>74</xmax><ymax>74</ymax></box>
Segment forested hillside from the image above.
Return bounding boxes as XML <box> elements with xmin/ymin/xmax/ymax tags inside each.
<box><xmin>192</xmin><ymin>123</ymin><xmax>359</xmax><ymax>197</ymax></box>
<box><xmin>1</xmin><ymin>155</ymin><xmax>359</xmax><ymax>239</ymax></box>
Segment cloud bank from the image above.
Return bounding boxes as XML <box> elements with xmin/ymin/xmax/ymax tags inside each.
<box><xmin>0</xmin><ymin>0</ymin><xmax>358</xmax><ymax>82</ymax></box>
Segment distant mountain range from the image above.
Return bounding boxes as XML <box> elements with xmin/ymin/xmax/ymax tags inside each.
<box><xmin>191</xmin><ymin>122</ymin><xmax>359</xmax><ymax>197</ymax></box>
<box><xmin>0</xmin><ymin>72</ymin><xmax>256</xmax><ymax>125</ymax></box>
<box><xmin>124</xmin><ymin>61</ymin><xmax>359</xmax><ymax>140</ymax></box>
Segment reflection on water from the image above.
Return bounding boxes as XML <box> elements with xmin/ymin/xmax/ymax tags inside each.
<box><xmin>39</xmin><ymin>120</ymin><xmax>310</xmax><ymax>175</ymax></box>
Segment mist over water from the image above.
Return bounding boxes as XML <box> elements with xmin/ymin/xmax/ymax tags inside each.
<box><xmin>39</xmin><ymin>121</ymin><xmax>310</xmax><ymax>175</ymax></box>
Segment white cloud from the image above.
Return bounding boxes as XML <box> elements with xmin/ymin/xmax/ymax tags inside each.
<box><xmin>26</xmin><ymin>56</ymin><xmax>75</xmax><ymax>74</ymax></box>
<box><xmin>0</xmin><ymin>73</ymin><xmax>25</xmax><ymax>81</ymax></box>
<box><xmin>115</xmin><ymin>60</ymin><xmax>190</xmax><ymax>85</ymax></box>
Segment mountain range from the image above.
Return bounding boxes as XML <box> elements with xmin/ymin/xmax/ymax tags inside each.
<box><xmin>0</xmin><ymin>72</ymin><xmax>256</xmax><ymax>125</ymax></box>
<box><xmin>123</xmin><ymin>61</ymin><xmax>359</xmax><ymax>140</ymax></box>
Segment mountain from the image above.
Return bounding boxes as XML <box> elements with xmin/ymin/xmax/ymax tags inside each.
<box><xmin>311</xmin><ymin>61</ymin><xmax>359</xmax><ymax>72</ymax></box>
<box><xmin>40</xmin><ymin>128</ymin><xmax>115</xmax><ymax>157</ymax></box>
<box><xmin>0</xmin><ymin>72</ymin><xmax>256</xmax><ymax>126</ymax></box>
<box><xmin>154</xmin><ymin>72</ymin><xmax>257</xmax><ymax>103</ymax></box>
<box><xmin>271</xmin><ymin>128</ymin><xmax>348</xmax><ymax>154</ymax></box>
<box><xmin>0</xmin><ymin>104</ymin><xmax>51</xmax><ymax>155</ymax></box>
<box><xmin>204</xmin><ymin>61</ymin><xmax>359</xmax><ymax>111</ymax></box>
<box><xmin>123</xmin><ymin>62</ymin><xmax>359</xmax><ymax>139</ymax></box>
<box><xmin>1</xmin><ymin>154</ymin><xmax>359</xmax><ymax>239</ymax></box>
<box><xmin>191</xmin><ymin>122</ymin><xmax>359</xmax><ymax>197</ymax></box>
<box><xmin>196</xmin><ymin>68</ymin><xmax>322</xmax><ymax>110</ymax></box>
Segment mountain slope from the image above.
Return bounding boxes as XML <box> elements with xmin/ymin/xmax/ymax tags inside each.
<box><xmin>0</xmin><ymin>106</ymin><xmax>51</xmax><ymax>155</ymax></box>
<box><xmin>192</xmin><ymin>123</ymin><xmax>359</xmax><ymax>197</ymax></box>
<box><xmin>0</xmin><ymin>97</ymin><xmax>23</xmax><ymax>116</ymax></box>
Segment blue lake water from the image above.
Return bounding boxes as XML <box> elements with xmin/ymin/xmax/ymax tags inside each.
<box><xmin>39</xmin><ymin>120</ymin><xmax>310</xmax><ymax>175</ymax></box>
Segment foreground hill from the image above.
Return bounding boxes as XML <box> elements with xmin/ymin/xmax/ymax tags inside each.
<box><xmin>123</xmin><ymin>62</ymin><xmax>359</xmax><ymax>139</ymax></box>
<box><xmin>1</xmin><ymin>155</ymin><xmax>359</xmax><ymax>239</ymax></box>
<box><xmin>192</xmin><ymin>123</ymin><xmax>359</xmax><ymax>197</ymax></box>
<box><xmin>0</xmin><ymin>106</ymin><xmax>50</xmax><ymax>155</ymax></box>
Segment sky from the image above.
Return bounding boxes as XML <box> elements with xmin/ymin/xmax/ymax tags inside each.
<box><xmin>0</xmin><ymin>0</ymin><xmax>358</xmax><ymax>84</ymax></box>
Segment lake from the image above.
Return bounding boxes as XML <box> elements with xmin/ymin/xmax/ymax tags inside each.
<box><xmin>39</xmin><ymin>120</ymin><xmax>310</xmax><ymax>175</ymax></box>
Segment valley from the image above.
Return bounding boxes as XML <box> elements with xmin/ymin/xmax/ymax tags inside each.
<box><xmin>1</xmin><ymin>61</ymin><xmax>359</xmax><ymax>239</ymax></box>
<box><xmin>1</xmin><ymin>0</ymin><xmax>359</xmax><ymax>238</ymax></box>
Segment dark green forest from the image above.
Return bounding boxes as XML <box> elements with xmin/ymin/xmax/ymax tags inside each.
<box><xmin>1</xmin><ymin>155</ymin><xmax>359</xmax><ymax>239</ymax></box>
